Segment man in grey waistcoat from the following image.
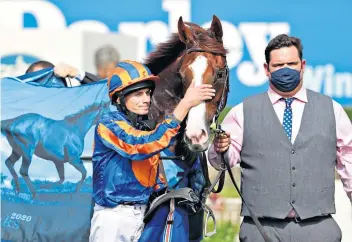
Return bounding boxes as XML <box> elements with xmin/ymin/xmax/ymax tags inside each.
<box><xmin>208</xmin><ymin>34</ymin><xmax>352</xmax><ymax>242</ymax></box>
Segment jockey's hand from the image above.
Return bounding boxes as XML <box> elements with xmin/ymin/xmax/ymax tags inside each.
<box><xmin>181</xmin><ymin>82</ymin><xmax>216</xmax><ymax>109</ymax></box>
<box><xmin>54</xmin><ymin>63</ymin><xmax>79</xmax><ymax>78</ymax></box>
<box><xmin>214</xmin><ymin>132</ymin><xmax>231</xmax><ymax>154</ymax></box>
<box><xmin>173</xmin><ymin>81</ymin><xmax>215</xmax><ymax>122</ymax></box>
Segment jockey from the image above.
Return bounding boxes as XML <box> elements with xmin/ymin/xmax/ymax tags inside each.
<box><xmin>89</xmin><ymin>60</ymin><xmax>215</xmax><ymax>242</ymax></box>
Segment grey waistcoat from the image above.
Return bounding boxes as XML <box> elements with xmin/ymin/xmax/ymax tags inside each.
<box><xmin>240</xmin><ymin>89</ymin><xmax>336</xmax><ymax>220</ymax></box>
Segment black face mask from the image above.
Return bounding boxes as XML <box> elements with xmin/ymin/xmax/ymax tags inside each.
<box><xmin>270</xmin><ymin>67</ymin><xmax>301</xmax><ymax>93</ymax></box>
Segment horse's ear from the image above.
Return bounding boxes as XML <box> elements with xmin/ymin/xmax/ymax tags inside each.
<box><xmin>178</xmin><ymin>16</ymin><xmax>194</xmax><ymax>45</ymax></box>
<box><xmin>210</xmin><ymin>15</ymin><xmax>223</xmax><ymax>41</ymax></box>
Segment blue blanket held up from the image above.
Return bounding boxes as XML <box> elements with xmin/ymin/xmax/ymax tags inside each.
<box><xmin>0</xmin><ymin>69</ymin><xmax>110</xmax><ymax>242</ymax></box>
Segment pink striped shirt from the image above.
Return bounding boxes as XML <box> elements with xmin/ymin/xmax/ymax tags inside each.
<box><xmin>208</xmin><ymin>87</ymin><xmax>352</xmax><ymax>201</ymax></box>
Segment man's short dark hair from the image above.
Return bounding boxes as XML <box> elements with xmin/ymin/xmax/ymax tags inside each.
<box><xmin>25</xmin><ymin>60</ymin><xmax>54</xmax><ymax>73</ymax></box>
<box><xmin>265</xmin><ymin>34</ymin><xmax>303</xmax><ymax>64</ymax></box>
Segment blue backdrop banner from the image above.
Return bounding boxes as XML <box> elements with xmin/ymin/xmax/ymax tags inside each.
<box><xmin>0</xmin><ymin>0</ymin><xmax>351</xmax><ymax>106</ymax></box>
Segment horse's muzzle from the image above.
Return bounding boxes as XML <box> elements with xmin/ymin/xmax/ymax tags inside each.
<box><xmin>184</xmin><ymin>136</ymin><xmax>210</xmax><ymax>153</ymax></box>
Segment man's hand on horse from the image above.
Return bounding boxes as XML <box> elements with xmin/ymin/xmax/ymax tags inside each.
<box><xmin>214</xmin><ymin>132</ymin><xmax>231</xmax><ymax>153</ymax></box>
<box><xmin>54</xmin><ymin>62</ymin><xmax>79</xmax><ymax>78</ymax></box>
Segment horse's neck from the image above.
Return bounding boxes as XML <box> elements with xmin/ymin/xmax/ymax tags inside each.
<box><xmin>65</xmin><ymin>110</ymin><xmax>99</xmax><ymax>136</ymax></box>
<box><xmin>150</xmin><ymin>63</ymin><xmax>183</xmax><ymax>122</ymax></box>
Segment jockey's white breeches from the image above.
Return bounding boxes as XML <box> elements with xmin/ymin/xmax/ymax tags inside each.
<box><xmin>89</xmin><ymin>203</ymin><xmax>147</xmax><ymax>242</ymax></box>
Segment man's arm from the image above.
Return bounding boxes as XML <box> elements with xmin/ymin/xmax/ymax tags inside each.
<box><xmin>53</xmin><ymin>63</ymin><xmax>100</xmax><ymax>85</ymax></box>
<box><xmin>81</xmin><ymin>72</ymin><xmax>100</xmax><ymax>84</ymax></box>
<box><xmin>334</xmin><ymin>100</ymin><xmax>352</xmax><ymax>202</ymax></box>
<box><xmin>70</xmin><ymin>70</ymin><xmax>100</xmax><ymax>84</ymax></box>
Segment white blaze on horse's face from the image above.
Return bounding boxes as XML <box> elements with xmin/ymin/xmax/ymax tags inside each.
<box><xmin>185</xmin><ymin>55</ymin><xmax>210</xmax><ymax>151</ymax></box>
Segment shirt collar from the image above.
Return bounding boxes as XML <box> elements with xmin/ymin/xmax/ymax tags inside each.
<box><xmin>268</xmin><ymin>87</ymin><xmax>308</xmax><ymax>104</ymax></box>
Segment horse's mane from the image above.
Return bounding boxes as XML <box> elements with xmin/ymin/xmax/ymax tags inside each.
<box><xmin>144</xmin><ymin>22</ymin><xmax>227</xmax><ymax>75</ymax></box>
<box><xmin>64</xmin><ymin>102</ymin><xmax>105</xmax><ymax>123</ymax></box>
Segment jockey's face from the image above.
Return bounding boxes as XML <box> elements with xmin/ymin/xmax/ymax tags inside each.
<box><xmin>124</xmin><ymin>88</ymin><xmax>152</xmax><ymax>115</ymax></box>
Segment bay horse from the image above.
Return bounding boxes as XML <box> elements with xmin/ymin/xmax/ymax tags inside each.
<box><xmin>147</xmin><ymin>15</ymin><xmax>229</xmax><ymax>153</ymax></box>
<box><xmin>139</xmin><ymin>15</ymin><xmax>229</xmax><ymax>241</ymax></box>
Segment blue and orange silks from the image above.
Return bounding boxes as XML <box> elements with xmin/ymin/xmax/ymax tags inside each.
<box><xmin>138</xmin><ymin>148</ymin><xmax>206</xmax><ymax>242</ymax></box>
<box><xmin>92</xmin><ymin>110</ymin><xmax>180</xmax><ymax>208</ymax></box>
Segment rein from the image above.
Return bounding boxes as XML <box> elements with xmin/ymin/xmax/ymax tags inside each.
<box><xmin>157</xmin><ymin>45</ymin><xmax>230</xmax><ymax>237</ymax></box>
<box><xmin>181</xmin><ymin>47</ymin><xmax>272</xmax><ymax>241</ymax></box>
<box><xmin>158</xmin><ymin>45</ymin><xmax>272</xmax><ymax>239</ymax></box>
<box><xmin>207</xmin><ymin>123</ymin><xmax>273</xmax><ymax>242</ymax></box>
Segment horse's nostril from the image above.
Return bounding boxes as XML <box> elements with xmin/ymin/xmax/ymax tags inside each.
<box><xmin>184</xmin><ymin>128</ymin><xmax>209</xmax><ymax>147</ymax></box>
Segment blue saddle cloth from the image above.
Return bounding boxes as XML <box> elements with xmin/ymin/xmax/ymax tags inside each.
<box><xmin>138</xmin><ymin>148</ymin><xmax>205</xmax><ymax>242</ymax></box>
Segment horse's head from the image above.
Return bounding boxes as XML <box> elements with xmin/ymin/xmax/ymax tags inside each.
<box><xmin>177</xmin><ymin>16</ymin><xmax>229</xmax><ymax>152</ymax></box>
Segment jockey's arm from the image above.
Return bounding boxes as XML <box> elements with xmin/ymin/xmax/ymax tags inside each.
<box><xmin>97</xmin><ymin>114</ymin><xmax>181</xmax><ymax>160</ymax></box>
<box><xmin>96</xmin><ymin>83</ymin><xmax>215</xmax><ymax>160</ymax></box>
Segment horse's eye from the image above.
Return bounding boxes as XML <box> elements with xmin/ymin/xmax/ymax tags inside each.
<box><xmin>217</xmin><ymin>72</ymin><xmax>223</xmax><ymax>79</ymax></box>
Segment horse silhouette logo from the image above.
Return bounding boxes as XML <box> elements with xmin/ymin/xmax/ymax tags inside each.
<box><xmin>1</xmin><ymin>101</ymin><xmax>110</xmax><ymax>198</ymax></box>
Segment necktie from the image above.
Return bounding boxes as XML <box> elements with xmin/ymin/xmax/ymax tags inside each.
<box><xmin>281</xmin><ymin>97</ymin><xmax>295</xmax><ymax>141</ymax></box>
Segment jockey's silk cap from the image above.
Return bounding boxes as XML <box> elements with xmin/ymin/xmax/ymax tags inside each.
<box><xmin>107</xmin><ymin>60</ymin><xmax>159</xmax><ymax>98</ymax></box>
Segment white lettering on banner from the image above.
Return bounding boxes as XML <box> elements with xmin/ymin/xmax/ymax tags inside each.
<box><xmin>237</xmin><ymin>23</ymin><xmax>290</xmax><ymax>86</ymax></box>
<box><xmin>119</xmin><ymin>0</ymin><xmax>189</xmax><ymax>61</ymax></box>
<box><xmin>303</xmin><ymin>65</ymin><xmax>326</xmax><ymax>93</ymax></box>
<box><xmin>145</xmin><ymin>21</ymin><xmax>170</xmax><ymax>46</ymax></box>
<box><xmin>118</xmin><ymin>23</ymin><xmax>148</xmax><ymax>61</ymax></box>
<box><xmin>325</xmin><ymin>64</ymin><xmax>334</xmax><ymax>97</ymax></box>
<box><xmin>336</xmin><ymin>73</ymin><xmax>352</xmax><ymax>98</ymax></box>
<box><xmin>0</xmin><ymin>1</ymin><xmax>66</xmax><ymax>30</ymax></box>
<box><xmin>202</xmin><ymin>21</ymin><xmax>244</xmax><ymax>70</ymax></box>
<box><xmin>118</xmin><ymin>22</ymin><xmax>169</xmax><ymax>62</ymax></box>
<box><xmin>68</xmin><ymin>21</ymin><xmax>110</xmax><ymax>33</ymax></box>
<box><xmin>0</xmin><ymin>0</ymin><xmax>351</xmax><ymax>100</ymax></box>
<box><xmin>163</xmin><ymin>0</ymin><xmax>191</xmax><ymax>33</ymax></box>
<box><xmin>304</xmin><ymin>65</ymin><xmax>352</xmax><ymax>98</ymax></box>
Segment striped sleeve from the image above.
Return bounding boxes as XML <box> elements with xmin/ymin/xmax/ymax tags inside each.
<box><xmin>97</xmin><ymin>115</ymin><xmax>180</xmax><ymax>160</ymax></box>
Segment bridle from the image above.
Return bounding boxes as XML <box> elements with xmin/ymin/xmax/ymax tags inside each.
<box><xmin>159</xmin><ymin>46</ymin><xmax>230</xmax><ymax>163</ymax></box>
<box><xmin>178</xmin><ymin>45</ymin><xmax>229</xmax><ymax>181</ymax></box>
<box><xmin>159</xmin><ymin>44</ymin><xmax>230</xmax><ymax>185</ymax></box>
<box><xmin>180</xmin><ymin>47</ymin><xmax>229</xmax><ymax>124</ymax></box>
